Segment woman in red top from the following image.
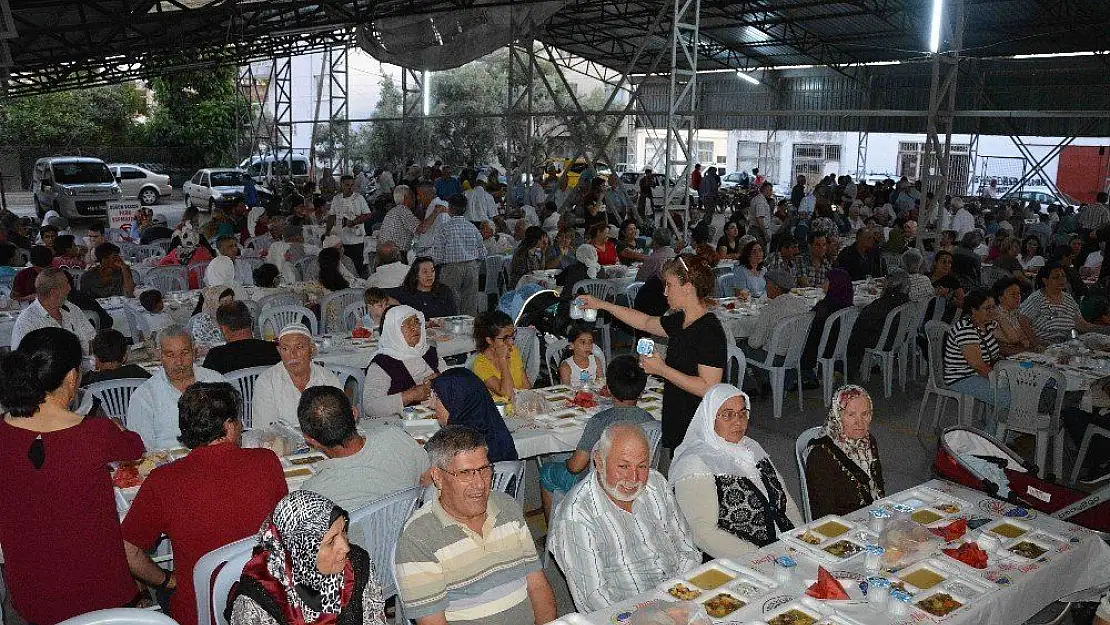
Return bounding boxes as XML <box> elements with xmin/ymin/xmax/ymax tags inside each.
<box><xmin>588</xmin><ymin>222</ymin><xmax>619</xmax><ymax>266</ymax></box>
<box><xmin>0</xmin><ymin>327</ymin><xmax>145</xmax><ymax>624</ymax></box>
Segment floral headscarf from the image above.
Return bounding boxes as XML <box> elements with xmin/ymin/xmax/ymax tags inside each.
<box><xmin>826</xmin><ymin>385</ymin><xmax>882</xmax><ymax>499</ymax></box>
<box><xmin>245</xmin><ymin>491</ymin><xmax>355</xmax><ymax>624</ymax></box>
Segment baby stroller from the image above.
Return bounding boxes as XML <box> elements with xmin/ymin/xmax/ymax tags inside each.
<box><xmin>934</xmin><ymin>426</ymin><xmax>1110</xmax><ymax>536</ymax></box>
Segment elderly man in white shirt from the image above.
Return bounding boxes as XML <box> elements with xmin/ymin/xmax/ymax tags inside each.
<box><xmin>949</xmin><ymin>197</ymin><xmax>975</xmax><ymax>240</ymax></box>
<box><xmin>548</xmin><ymin>422</ymin><xmax>701</xmax><ymax>613</ymax></box>
<box><xmin>464</xmin><ymin>181</ymin><xmax>499</xmax><ymax>223</ymax></box>
<box><xmin>252</xmin><ymin>322</ymin><xmax>342</xmax><ymax>429</ymax></box>
<box><xmin>328</xmin><ymin>174</ymin><xmax>371</xmax><ymax>277</ymax></box>
<box><xmin>204</xmin><ymin>235</ymin><xmax>242</xmax><ymax>287</ymax></box>
<box><xmin>127</xmin><ymin>325</ymin><xmax>227</xmax><ymax>450</ymax></box>
<box><xmin>11</xmin><ymin>268</ymin><xmax>96</xmax><ymax>354</ymax></box>
<box><xmin>367</xmin><ymin>241</ymin><xmax>410</xmax><ymax>289</ymax></box>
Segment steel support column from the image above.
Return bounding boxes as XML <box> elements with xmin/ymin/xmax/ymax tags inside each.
<box><xmin>271</xmin><ymin>56</ymin><xmax>294</xmax><ymax>162</ymax></box>
<box><xmin>506</xmin><ymin>32</ymin><xmax>536</xmax><ymax>205</ymax></box>
<box><xmin>400</xmin><ymin>67</ymin><xmax>425</xmax><ymax>165</ymax></box>
<box><xmin>921</xmin><ymin>0</ymin><xmax>966</xmax><ymax>203</ymax></box>
<box><xmin>662</xmin><ymin>0</ymin><xmax>700</xmax><ymax>241</ymax></box>
<box><xmin>327</xmin><ymin>44</ymin><xmax>350</xmax><ymax>174</ymax></box>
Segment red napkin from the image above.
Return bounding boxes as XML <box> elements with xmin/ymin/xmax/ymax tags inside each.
<box><xmin>806</xmin><ymin>567</ymin><xmax>850</xmax><ymax>600</ymax></box>
<box><xmin>571</xmin><ymin>391</ymin><xmax>597</xmax><ymax>408</ymax></box>
<box><xmin>943</xmin><ymin>542</ymin><xmax>988</xmax><ymax>569</ymax></box>
<box><xmin>928</xmin><ymin>518</ymin><xmax>967</xmax><ymax>542</ymax></box>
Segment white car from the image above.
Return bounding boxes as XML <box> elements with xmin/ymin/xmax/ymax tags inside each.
<box><xmin>618</xmin><ymin>171</ymin><xmax>698</xmax><ymax>206</ymax></box>
<box><xmin>108</xmin><ymin>163</ymin><xmax>173</xmax><ymax>206</ymax></box>
<box><xmin>183</xmin><ymin>168</ymin><xmax>248</xmax><ymax>212</ymax></box>
<box><xmin>719</xmin><ymin>171</ymin><xmax>748</xmax><ymax>189</ymax></box>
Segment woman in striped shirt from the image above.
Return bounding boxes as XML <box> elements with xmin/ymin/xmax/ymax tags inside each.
<box><xmin>1020</xmin><ymin>262</ymin><xmax>1102</xmax><ymax>344</ymax></box>
<box><xmin>943</xmin><ymin>290</ymin><xmax>1010</xmax><ymax>431</ymax></box>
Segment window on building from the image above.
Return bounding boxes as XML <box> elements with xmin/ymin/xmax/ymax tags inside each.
<box><xmin>696</xmin><ymin>141</ymin><xmax>714</xmax><ymax>166</ymax></box>
<box><xmin>791</xmin><ymin>143</ymin><xmax>841</xmax><ymax>186</ymax></box>
<box><xmin>736</xmin><ymin>140</ymin><xmax>781</xmax><ymax>180</ymax></box>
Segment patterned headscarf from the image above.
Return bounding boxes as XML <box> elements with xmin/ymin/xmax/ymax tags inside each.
<box><xmin>253</xmin><ymin>491</ymin><xmax>353</xmax><ymax>623</ymax></box>
<box><xmin>825</xmin><ymin>385</ymin><xmax>881</xmax><ymax>498</ymax></box>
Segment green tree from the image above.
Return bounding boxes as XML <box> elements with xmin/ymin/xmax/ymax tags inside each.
<box><xmin>143</xmin><ymin>65</ymin><xmax>249</xmax><ymax>165</ymax></box>
<box><xmin>0</xmin><ymin>83</ymin><xmax>148</xmax><ymax>146</ymax></box>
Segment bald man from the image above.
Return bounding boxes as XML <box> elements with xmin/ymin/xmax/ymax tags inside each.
<box><xmin>548</xmin><ymin>423</ymin><xmax>700</xmax><ymax>612</ymax></box>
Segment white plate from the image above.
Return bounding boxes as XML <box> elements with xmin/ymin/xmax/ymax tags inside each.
<box><xmin>537</xmin><ymin>408</ymin><xmax>585</xmax><ymax>422</ymax></box>
<box><xmin>763</xmin><ymin>601</ymin><xmax>824</xmax><ymax>625</ymax></box>
<box><xmin>547</xmin><ymin>614</ymin><xmax>590</xmax><ymax>625</ymax></box>
<box><xmin>683</xmin><ymin>560</ymin><xmax>745</xmax><ymax>591</ymax></box>
<box><xmin>783</xmin><ymin>516</ymin><xmax>873</xmax><ymax>563</ymax></box>
<box><xmin>698</xmin><ymin>588</ymin><xmax>751</xmax><ymax>621</ymax></box>
<box><xmin>980</xmin><ymin>517</ymin><xmax>1034</xmax><ymax>542</ymax></box>
<box><xmin>913</xmin><ymin>588</ymin><xmax>970</xmax><ymax>619</ymax></box>
<box><xmin>883</xmin><ymin>487</ymin><xmax>971</xmax><ymax>519</ymax></box>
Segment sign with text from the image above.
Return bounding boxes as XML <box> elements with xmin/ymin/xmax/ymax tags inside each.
<box><xmin>107</xmin><ymin>201</ymin><xmax>140</xmax><ymax>233</ymax></box>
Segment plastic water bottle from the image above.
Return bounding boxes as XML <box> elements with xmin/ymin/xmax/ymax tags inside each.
<box><xmin>578</xmin><ymin>370</ymin><xmax>589</xmax><ymax>389</ymax></box>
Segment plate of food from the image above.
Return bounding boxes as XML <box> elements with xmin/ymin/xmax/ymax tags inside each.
<box><xmin>893</xmin><ymin>561</ymin><xmax>950</xmax><ymax>593</ymax></box>
<box><xmin>883</xmin><ymin>486</ymin><xmax>969</xmax><ymax>520</ymax></box>
<box><xmin>915</xmin><ymin>591</ymin><xmax>965</xmax><ymax>618</ymax></box>
<box><xmin>658</xmin><ymin>561</ymin><xmax>771</xmax><ymax>603</ymax></box>
<box><xmin>701</xmin><ymin>590</ymin><xmax>747</xmax><ymax>620</ymax></box>
<box><xmin>982</xmin><ymin>518</ymin><xmax>1032</xmax><ymax>540</ymax></box>
<box><xmin>764</xmin><ymin>602</ymin><xmax>822</xmax><ymax>625</ymax></box>
<box><xmin>684</xmin><ymin>562</ymin><xmax>740</xmax><ymax>591</ymax></box>
<box><xmin>286</xmin><ymin>452</ymin><xmax>327</xmax><ymax>466</ymax></box>
<box><xmin>784</xmin><ymin>516</ymin><xmax>873</xmax><ymax>563</ymax></box>
<box><xmin>283</xmin><ymin>466</ymin><xmax>313</xmax><ymax>479</ymax></box>
<box><xmin>1006</xmin><ymin>538</ymin><xmax>1051</xmax><ymax>560</ymax></box>
<box><xmin>659</xmin><ymin>580</ymin><xmax>703</xmax><ymax>601</ymax></box>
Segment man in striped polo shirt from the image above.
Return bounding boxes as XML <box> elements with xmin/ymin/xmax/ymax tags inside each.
<box><xmin>395</xmin><ymin>425</ymin><xmax>557</xmax><ymax>625</ymax></box>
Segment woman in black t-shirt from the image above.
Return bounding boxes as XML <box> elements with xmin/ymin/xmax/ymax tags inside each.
<box><xmin>577</xmin><ymin>253</ymin><xmax>727</xmax><ymax>448</ymax></box>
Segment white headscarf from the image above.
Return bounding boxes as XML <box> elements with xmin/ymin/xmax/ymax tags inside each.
<box><xmin>375</xmin><ymin>304</ymin><xmax>429</xmax><ymax>360</ymax></box>
<box><xmin>575</xmin><ymin>243</ymin><xmax>600</xmax><ymax>279</ymax></box>
<box><xmin>670</xmin><ymin>384</ymin><xmax>770</xmax><ymax>492</ymax></box>
<box><xmin>266</xmin><ymin>241</ymin><xmax>297</xmax><ymax>285</ymax></box>
<box><xmin>246</xmin><ymin>206</ymin><xmax>266</xmax><ymax>237</ymax></box>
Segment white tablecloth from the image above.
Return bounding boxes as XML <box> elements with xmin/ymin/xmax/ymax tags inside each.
<box><xmin>1008</xmin><ymin>348</ymin><xmax>1110</xmax><ymax>394</ymax></box>
<box><xmin>714</xmin><ymin>289</ymin><xmax>880</xmax><ymax>340</ymax></box>
<box><xmin>578</xmin><ymin>479</ymin><xmax>1110</xmax><ymax>625</ymax></box>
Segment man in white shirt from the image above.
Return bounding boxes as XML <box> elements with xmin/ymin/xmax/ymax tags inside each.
<box><xmin>328</xmin><ymin>174</ymin><xmax>371</xmax><ymax>277</ymax></box>
<box><xmin>204</xmin><ymin>235</ymin><xmax>241</xmax><ymax>287</ymax></box>
<box><xmin>479</xmin><ymin>221</ymin><xmax>516</xmax><ymax>255</ymax></box>
<box><xmin>981</xmin><ymin>179</ymin><xmax>1001</xmax><ymax>199</ymax></box>
<box><xmin>549</xmin><ymin>423</ymin><xmax>700</xmax><ymax>612</ymax></box>
<box><xmin>750</xmin><ymin>182</ymin><xmax>774</xmax><ymax>241</ymax></box>
<box><xmin>464</xmin><ymin>181</ymin><xmax>499</xmax><ymax>223</ymax></box>
<box><xmin>251</xmin><ymin>323</ymin><xmax>342</xmax><ymax>429</ymax></box>
<box><xmin>529</xmin><ymin>175</ymin><xmax>548</xmax><ymax>208</ymax></box>
<box><xmin>949</xmin><ymin>197</ymin><xmax>975</xmax><ymax>240</ymax></box>
<box><xmin>744</xmin><ymin>269</ymin><xmax>811</xmax><ymax>359</ymax></box>
<box><xmin>11</xmin><ymin>268</ymin><xmax>96</xmax><ymax>354</ymax></box>
<box><xmin>127</xmin><ymin>326</ymin><xmax>227</xmax><ymax>450</ymax></box>
<box><xmin>297</xmin><ymin>385</ymin><xmax>429</xmax><ymax>513</ymax></box>
<box><xmin>367</xmin><ymin>241</ymin><xmax>410</xmax><ymax>289</ymax></box>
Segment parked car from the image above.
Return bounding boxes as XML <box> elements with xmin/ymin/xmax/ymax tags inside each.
<box><xmin>239</xmin><ymin>153</ymin><xmax>311</xmax><ymax>185</ymax></box>
<box><xmin>719</xmin><ymin>171</ymin><xmax>747</xmax><ymax>189</ymax></box>
<box><xmin>182</xmin><ymin>168</ymin><xmax>248</xmax><ymax>212</ymax></box>
<box><xmin>617</xmin><ymin>171</ymin><xmax>698</xmax><ymax>207</ymax></box>
<box><xmin>999</xmin><ymin>188</ymin><xmax>1080</xmax><ymax>209</ymax></box>
<box><xmin>32</xmin><ymin>156</ymin><xmax>122</xmax><ymax>220</ymax></box>
<box><xmin>108</xmin><ymin>163</ymin><xmax>173</xmax><ymax>206</ymax></box>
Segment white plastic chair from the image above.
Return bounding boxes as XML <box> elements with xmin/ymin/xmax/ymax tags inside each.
<box><xmin>132</xmin><ymin>245</ymin><xmax>165</xmax><ymax>263</ymax></box>
<box><xmin>745</xmin><ymin>312</ymin><xmax>815</xmax><ymax>420</ymax></box>
<box><xmin>624</xmin><ymin>281</ymin><xmax>644</xmax><ymax>307</ymax></box>
<box><xmin>144</xmin><ymin>266</ymin><xmax>188</xmax><ymax>293</ymax></box>
<box><xmin>716</xmin><ymin>273</ymin><xmax>743</xmax><ymax>298</ymax></box>
<box><xmin>492</xmin><ymin>460</ymin><xmax>527</xmax><ymax>504</ymax></box>
<box><xmin>318</xmin><ymin>288</ymin><xmax>364</xmax><ymax>334</ymax></box>
<box><xmin>795</xmin><ymin>426</ymin><xmax>824</xmax><ymax>523</ymax></box>
<box><xmin>57</xmin><ymin>608</ymin><xmax>180</xmax><ymax>625</ymax></box>
<box><xmin>148</xmin><ymin>238</ymin><xmax>172</xmax><ymax>253</ymax></box>
<box><xmin>642</xmin><ymin>420</ymin><xmax>663</xmax><ymax>469</ymax></box>
<box><xmin>236</xmin><ymin>257</ymin><xmax>264</xmax><ymax>285</ymax></box>
<box><xmin>1069</xmin><ymin>423</ymin><xmax>1110</xmax><ymax>485</ymax></box>
<box><xmin>188</xmin><ymin>261</ymin><xmax>210</xmax><ymax>286</ymax></box>
<box><xmin>85</xmin><ymin>378</ymin><xmax>147</xmax><ymax>425</ymax></box>
<box><xmin>348</xmin><ymin>486</ymin><xmax>422</xmax><ymax>607</ymax></box>
<box><xmin>725</xmin><ymin>340</ymin><xmax>747</xmax><ymax>389</ymax></box>
<box><xmin>341</xmin><ymin>300</ymin><xmax>368</xmax><ymax>332</ymax></box>
<box><xmin>515</xmin><ymin>325</ymin><xmax>542</xmax><ymax>384</ymax></box>
<box><xmin>713</xmin><ymin>265</ymin><xmax>734</xmax><ymax>279</ymax></box>
<box><xmin>859</xmin><ymin>301</ymin><xmax>918</xmax><ymax>398</ymax></box>
<box><xmin>257</xmin><ymin>292</ymin><xmax>303</xmax><ymax>312</ymax></box>
<box><xmin>294</xmin><ymin>255</ymin><xmax>319</xmax><ymax>282</ymax></box>
<box><xmin>990</xmin><ymin>360</ymin><xmax>1067</xmax><ymax>479</ymax></box>
<box><xmin>326</xmin><ymin>363</ymin><xmax>366</xmax><ymax>405</ymax></box>
<box><xmin>916</xmin><ymin>321</ymin><xmax>977</xmax><ymax>434</ymax></box>
<box><xmin>224</xmin><ymin>365</ymin><xmax>270</xmax><ymax>427</ymax></box>
<box><xmin>258</xmin><ymin>305</ymin><xmax>318</xmax><ymax>338</ymax></box>
<box><xmin>192</xmin><ymin>536</ymin><xmax>255</xmax><ymax>625</ymax></box>
<box><xmin>815</xmin><ymin>306</ymin><xmax>860</xmax><ymax>406</ymax></box>
<box><xmin>480</xmin><ymin>255</ymin><xmax>503</xmax><ymax>312</ymax></box>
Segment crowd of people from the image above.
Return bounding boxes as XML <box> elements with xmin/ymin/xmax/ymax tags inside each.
<box><xmin>2</xmin><ymin>160</ymin><xmax>1110</xmax><ymax>625</ymax></box>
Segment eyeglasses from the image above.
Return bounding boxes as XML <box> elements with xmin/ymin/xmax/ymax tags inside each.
<box><xmin>441</xmin><ymin>464</ymin><xmax>494</xmax><ymax>482</ymax></box>
<box><xmin>717</xmin><ymin>409</ymin><xmax>750</xmax><ymax>423</ymax></box>
<box><xmin>495</xmin><ymin>331</ymin><xmax>517</xmax><ymax>341</ymax></box>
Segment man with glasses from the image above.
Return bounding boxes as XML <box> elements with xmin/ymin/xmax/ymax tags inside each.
<box><xmin>548</xmin><ymin>422</ymin><xmax>700</xmax><ymax>612</ymax></box>
<box><xmin>395</xmin><ymin>425</ymin><xmax>557</xmax><ymax>625</ymax></box>
<box><xmin>251</xmin><ymin>322</ymin><xmax>342</xmax><ymax>429</ymax></box>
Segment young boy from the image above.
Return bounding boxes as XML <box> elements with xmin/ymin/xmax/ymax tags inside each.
<box><xmin>538</xmin><ymin>355</ymin><xmax>655</xmax><ymax>518</ymax></box>
<box><xmin>50</xmin><ymin>235</ymin><xmax>86</xmax><ymax>269</ymax></box>
<box><xmin>136</xmin><ymin>289</ymin><xmax>174</xmax><ymax>340</ymax></box>
<box><xmin>361</xmin><ymin>287</ymin><xmax>397</xmax><ymax>331</ymax></box>
<box><xmin>82</xmin><ymin>329</ymin><xmax>153</xmax><ymax>386</ymax></box>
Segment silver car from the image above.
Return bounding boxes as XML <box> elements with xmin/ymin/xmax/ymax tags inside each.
<box><xmin>108</xmin><ymin>163</ymin><xmax>173</xmax><ymax>206</ymax></box>
<box><xmin>32</xmin><ymin>156</ymin><xmax>122</xmax><ymax>220</ymax></box>
<box><xmin>182</xmin><ymin>168</ymin><xmax>247</xmax><ymax>212</ymax></box>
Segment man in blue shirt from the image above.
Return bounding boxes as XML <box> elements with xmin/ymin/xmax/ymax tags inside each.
<box><xmin>434</xmin><ymin>165</ymin><xmax>463</xmax><ymax>199</ymax></box>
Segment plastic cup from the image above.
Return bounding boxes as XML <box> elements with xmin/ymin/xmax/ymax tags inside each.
<box><xmin>583</xmin><ymin>308</ymin><xmax>598</xmax><ymax>322</ymax></box>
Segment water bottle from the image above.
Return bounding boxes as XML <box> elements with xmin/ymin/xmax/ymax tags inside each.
<box><xmin>578</xmin><ymin>369</ymin><xmax>589</xmax><ymax>389</ymax></box>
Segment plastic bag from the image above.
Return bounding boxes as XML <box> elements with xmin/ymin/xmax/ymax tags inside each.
<box><xmin>627</xmin><ymin>600</ymin><xmax>711</xmax><ymax>625</ymax></box>
<box><xmin>879</xmin><ymin>515</ymin><xmax>941</xmax><ymax>569</ymax></box>
<box><xmin>511</xmin><ymin>389</ymin><xmax>549</xmax><ymax>418</ymax></box>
